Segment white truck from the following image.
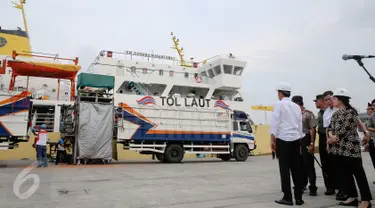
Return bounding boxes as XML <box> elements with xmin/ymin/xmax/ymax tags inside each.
<box><xmin>0</xmin><ymin>91</ymin><xmax>32</xmax><ymax>150</ymax></box>
<box><xmin>116</xmin><ymin>103</ymin><xmax>256</xmax><ymax>163</ymax></box>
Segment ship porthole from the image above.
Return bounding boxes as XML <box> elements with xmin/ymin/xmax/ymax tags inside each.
<box><xmin>0</xmin><ymin>37</ymin><xmax>7</xmax><ymax>48</ymax></box>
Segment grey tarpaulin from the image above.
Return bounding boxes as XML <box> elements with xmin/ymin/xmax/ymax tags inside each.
<box><xmin>77</xmin><ymin>102</ymin><xmax>113</xmax><ymax>160</ymax></box>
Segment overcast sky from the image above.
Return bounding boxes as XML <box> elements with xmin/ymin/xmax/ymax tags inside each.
<box><xmin>1</xmin><ymin>0</ymin><xmax>375</xmax><ymax>123</ymax></box>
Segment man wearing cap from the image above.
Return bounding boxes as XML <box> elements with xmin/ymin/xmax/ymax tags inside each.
<box><xmin>292</xmin><ymin>95</ymin><xmax>318</xmax><ymax>196</ymax></box>
<box><xmin>270</xmin><ymin>82</ymin><xmax>304</xmax><ymax>206</ymax></box>
<box><xmin>34</xmin><ymin>124</ymin><xmax>49</xmax><ymax>168</ymax></box>
<box><xmin>314</xmin><ymin>94</ymin><xmax>335</xmax><ymax>195</ymax></box>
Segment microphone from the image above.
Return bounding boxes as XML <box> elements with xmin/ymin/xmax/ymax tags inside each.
<box><xmin>342</xmin><ymin>54</ymin><xmax>375</xmax><ymax>61</ymax></box>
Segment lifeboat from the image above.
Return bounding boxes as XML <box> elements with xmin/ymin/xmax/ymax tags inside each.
<box><xmin>1</xmin><ymin>51</ymin><xmax>81</xmax><ymax>100</ymax></box>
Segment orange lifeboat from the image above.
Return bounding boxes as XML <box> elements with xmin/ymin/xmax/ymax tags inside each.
<box><xmin>2</xmin><ymin>50</ymin><xmax>81</xmax><ymax>100</ymax></box>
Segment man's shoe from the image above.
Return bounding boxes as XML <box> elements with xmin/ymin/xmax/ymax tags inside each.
<box><xmin>275</xmin><ymin>199</ymin><xmax>293</xmax><ymax>206</ymax></box>
<box><xmin>336</xmin><ymin>193</ymin><xmax>348</xmax><ymax>201</ymax></box>
<box><xmin>309</xmin><ymin>191</ymin><xmax>317</xmax><ymax>196</ymax></box>
<box><xmin>325</xmin><ymin>189</ymin><xmax>335</xmax><ymax>195</ymax></box>
<box><xmin>295</xmin><ymin>200</ymin><xmax>304</xmax><ymax>206</ymax></box>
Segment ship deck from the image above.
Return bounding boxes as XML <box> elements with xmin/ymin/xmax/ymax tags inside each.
<box><xmin>1</xmin><ymin>154</ymin><xmax>375</xmax><ymax>208</ymax></box>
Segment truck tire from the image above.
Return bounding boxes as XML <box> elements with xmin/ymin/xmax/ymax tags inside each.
<box><xmin>234</xmin><ymin>144</ymin><xmax>249</xmax><ymax>162</ymax></box>
<box><xmin>155</xmin><ymin>153</ymin><xmax>165</xmax><ymax>163</ymax></box>
<box><xmin>220</xmin><ymin>154</ymin><xmax>232</xmax><ymax>161</ymax></box>
<box><xmin>164</xmin><ymin>144</ymin><xmax>184</xmax><ymax>163</ymax></box>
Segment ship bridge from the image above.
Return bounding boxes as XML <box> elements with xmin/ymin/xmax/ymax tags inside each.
<box><xmin>198</xmin><ymin>53</ymin><xmax>246</xmax><ymax>90</ymax></box>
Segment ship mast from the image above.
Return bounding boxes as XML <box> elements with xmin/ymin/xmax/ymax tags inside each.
<box><xmin>170</xmin><ymin>32</ymin><xmax>192</xmax><ymax>67</ymax></box>
<box><xmin>12</xmin><ymin>0</ymin><xmax>29</xmax><ymax>33</ymax></box>
<box><xmin>12</xmin><ymin>0</ymin><xmax>30</xmax><ymax>91</ymax></box>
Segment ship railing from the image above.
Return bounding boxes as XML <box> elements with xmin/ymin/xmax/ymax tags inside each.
<box><xmin>88</xmin><ymin>50</ymin><xmax>222</xmax><ymax>70</ymax></box>
<box><xmin>10</xmin><ymin>50</ymin><xmax>79</xmax><ymax>65</ymax></box>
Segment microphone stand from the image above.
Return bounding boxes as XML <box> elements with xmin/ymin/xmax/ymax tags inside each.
<box><xmin>355</xmin><ymin>58</ymin><xmax>375</xmax><ymax>84</ymax></box>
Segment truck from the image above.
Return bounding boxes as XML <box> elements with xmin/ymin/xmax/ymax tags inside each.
<box><xmin>59</xmin><ymin>73</ymin><xmax>256</xmax><ymax>164</ymax></box>
<box><xmin>0</xmin><ymin>91</ymin><xmax>32</xmax><ymax>150</ymax></box>
<box><xmin>116</xmin><ymin>102</ymin><xmax>256</xmax><ymax>163</ymax></box>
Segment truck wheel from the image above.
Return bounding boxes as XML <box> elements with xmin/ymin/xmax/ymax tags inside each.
<box><xmin>155</xmin><ymin>153</ymin><xmax>165</xmax><ymax>162</ymax></box>
<box><xmin>234</xmin><ymin>144</ymin><xmax>249</xmax><ymax>162</ymax></box>
<box><xmin>220</xmin><ymin>154</ymin><xmax>232</xmax><ymax>161</ymax></box>
<box><xmin>164</xmin><ymin>144</ymin><xmax>184</xmax><ymax>163</ymax></box>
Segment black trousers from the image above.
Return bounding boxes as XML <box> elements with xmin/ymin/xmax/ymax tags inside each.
<box><xmin>276</xmin><ymin>138</ymin><xmax>303</xmax><ymax>201</ymax></box>
<box><xmin>55</xmin><ymin>150</ymin><xmax>67</xmax><ymax>165</ymax></box>
<box><xmin>319</xmin><ymin>133</ymin><xmax>335</xmax><ymax>190</ymax></box>
<box><xmin>332</xmin><ymin>154</ymin><xmax>345</xmax><ymax>194</ymax></box>
<box><xmin>368</xmin><ymin>139</ymin><xmax>375</xmax><ymax>170</ymax></box>
<box><xmin>301</xmin><ymin>134</ymin><xmax>317</xmax><ymax>191</ymax></box>
<box><xmin>337</xmin><ymin>156</ymin><xmax>372</xmax><ymax>201</ymax></box>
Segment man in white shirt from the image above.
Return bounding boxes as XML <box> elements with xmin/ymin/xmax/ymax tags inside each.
<box><xmin>34</xmin><ymin>124</ymin><xmax>49</xmax><ymax>168</ymax></box>
<box><xmin>270</xmin><ymin>82</ymin><xmax>304</xmax><ymax>206</ymax></box>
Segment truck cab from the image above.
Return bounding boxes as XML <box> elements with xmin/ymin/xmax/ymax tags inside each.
<box><xmin>216</xmin><ymin>110</ymin><xmax>256</xmax><ymax>161</ymax></box>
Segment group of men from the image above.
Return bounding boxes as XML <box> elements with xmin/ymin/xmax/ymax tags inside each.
<box><xmin>32</xmin><ymin>124</ymin><xmax>67</xmax><ymax>167</ymax></box>
<box><xmin>270</xmin><ymin>82</ymin><xmax>372</xmax><ymax>206</ymax></box>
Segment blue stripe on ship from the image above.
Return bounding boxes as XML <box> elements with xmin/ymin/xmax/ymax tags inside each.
<box><xmin>123</xmin><ymin>110</ymin><xmax>231</xmax><ymax>142</ymax></box>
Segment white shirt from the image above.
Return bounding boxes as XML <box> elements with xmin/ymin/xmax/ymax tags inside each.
<box><xmin>270</xmin><ymin>97</ymin><xmax>304</xmax><ymax>141</ymax></box>
<box><xmin>323</xmin><ymin>107</ymin><xmax>338</xmax><ymax>128</ymax></box>
<box><xmin>36</xmin><ymin>132</ymin><xmax>47</xmax><ymax>146</ymax></box>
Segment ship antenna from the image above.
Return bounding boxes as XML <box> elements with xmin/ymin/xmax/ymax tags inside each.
<box><xmin>170</xmin><ymin>32</ymin><xmax>192</xmax><ymax>67</ymax></box>
<box><xmin>12</xmin><ymin>0</ymin><xmax>29</xmax><ymax>33</ymax></box>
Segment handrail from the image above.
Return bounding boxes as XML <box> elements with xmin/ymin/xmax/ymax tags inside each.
<box><xmin>95</xmin><ymin>50</ymin><xmax>218</xmax><ymax>68</ymax></box>
<box><xmin>12</xmin><ymin>50</ymin><xmax>79</xmax><ymax>65</ymax></box>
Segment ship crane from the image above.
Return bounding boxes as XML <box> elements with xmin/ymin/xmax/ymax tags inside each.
<box><xmin>170</xmin><ymin>32</ymin><xmax>194</xmax><ymax>68</ymax></box>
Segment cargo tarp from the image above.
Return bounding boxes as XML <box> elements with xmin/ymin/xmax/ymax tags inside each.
<box><xmin>77</xmin><ymin>73</ymin><xmax>115</xmax><ymax>90</ymax></box>
<box><xmin>77</xmin><ymin>102</ymin><xmax>113</xmax><ymax>160</ymax></box>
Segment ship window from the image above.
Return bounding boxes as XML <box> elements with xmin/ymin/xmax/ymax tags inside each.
<box><xmin>208</xmin><ymin>68</ymin><xmax>215</xmax><ymax>78</ymax></box>
<box><xmin>223</xmin><ymin>65</ymin><xmax>233</xmax><ymax>74</ymax></box>
<box><xmin>159</xmin><ymin>69</ymin><xmax>164</xmax><ymax>76</ymax></box>
<box><xmin>233</xmin><ymin>66</ymin><xmax>244</xmax><ymax>76</ymax></box>
<box><xmin>184</xmin><ymin>72</ymin><xmax>189</xmax><ymax>78</ymax></box>
<box><xmin>200</xmin><ymin>71</ymin><xmax>207</xmax><ymax>77</ymax></box>
<box><xmin>214</xmin><ymin>65</ymin><xmax>221</xmax><ymax>75</ymax></box>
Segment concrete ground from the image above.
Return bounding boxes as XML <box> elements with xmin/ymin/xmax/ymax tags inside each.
<box><xmin>1</xmin><ymin>154</ymin><xmax>375</xmax><ymax>208</ymax></box>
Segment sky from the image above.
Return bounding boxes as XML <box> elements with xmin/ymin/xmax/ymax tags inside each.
<box><xmin>1</xmin><ymin>0</ymin><xmax>375</xmax><ymax>124</ymax></box>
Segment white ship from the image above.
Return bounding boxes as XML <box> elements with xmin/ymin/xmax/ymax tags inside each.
<box><xmin>87</xmin><ymin>33</ymin><xmax>253</xmax><ymax>124</ymax></box>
